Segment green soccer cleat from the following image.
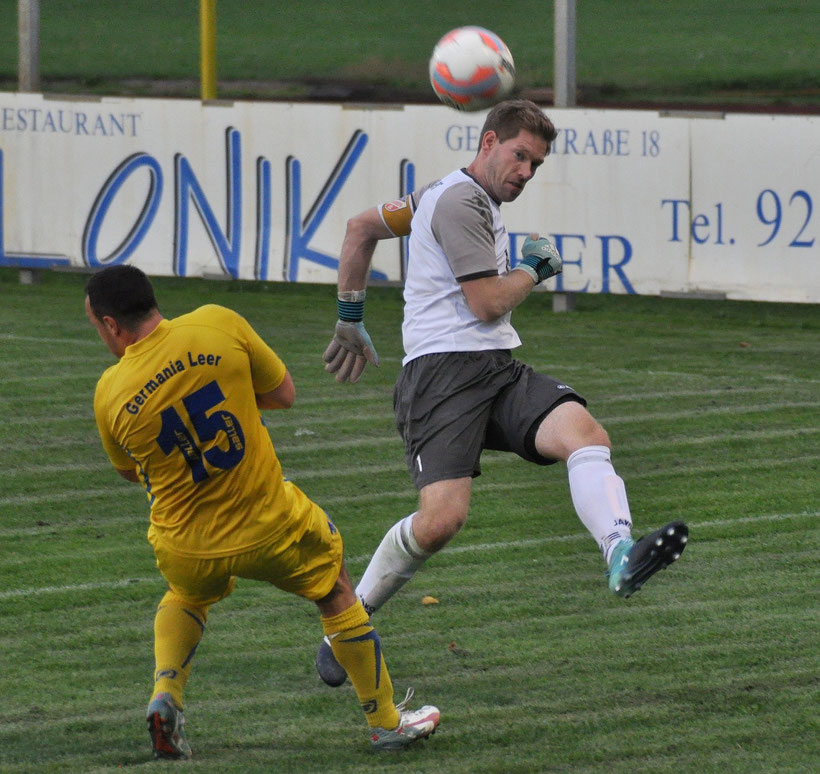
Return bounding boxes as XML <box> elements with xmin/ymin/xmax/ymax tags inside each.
<box><xmin>370</xmin><ymin>688</ymin><xmax>440</xmax><ymax>751</ymax></box>
<box><xmin>608</xmin><ymin>521</ymin><xmax>689</xmax><ymax>598</ymax></box>
<box><xmin>146</xmin><ymin>692</ymin><xmax>192</xmax><ymax>760</ymax></box>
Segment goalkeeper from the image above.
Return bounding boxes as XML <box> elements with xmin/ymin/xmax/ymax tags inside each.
<box><xmin>317</xmin><ymin>99</ymin><xmax>688</xmax><ymax>687</ymax></box>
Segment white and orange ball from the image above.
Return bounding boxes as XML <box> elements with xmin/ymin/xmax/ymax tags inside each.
<box><xmin>429</xmin><ymin>26</ymin><xmax>516</xmax><ymax>112</ymax></box>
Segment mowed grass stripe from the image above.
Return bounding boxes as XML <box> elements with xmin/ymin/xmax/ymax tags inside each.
<box><xmin>1</xmin><ymin>450</ymin><xmax>816</xmax><ymax>513</ymax></box>
<box><xmin>0</xmin><ymin>333</ymin><xmax>102</xmax><ymax>347</ymax></box>
<box><xmin>2</xmin><ymin>424</ymin><xmax>817</xmax><ymax>483</ymax></box>
<box><xmin>0</xmin><ymin>454</ymin><xmax>820</xmax><ymax>516</ymax></box>
<box><xmin>6</xmin><ymin>379</ymin><xmax>813</xmax><ymax>414</ymax></box>
<box><xmin>4</xmin><ymin>657</ymin><xmax>813</xmax><ymax>737</ymax></box>
<box><xmin>6</xmin><ymin>361</ymin><xmax>819</xmax><ymax>400</ymax></box>
<box><xmin>3</xmin><ymin>390</ymin><xmax>816</xmax><ymax>429</ymax></box>
<box><xmin>0</xmin><ymin>426</ymin><xmax>820</xmax><ymax>481</ymax></box>
<box><xmin>1</xmin><ymin>510</ymin><xmax>814</xmax><ymax>600</ymax></box>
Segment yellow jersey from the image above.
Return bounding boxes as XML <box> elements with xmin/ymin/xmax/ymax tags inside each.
<box><xmin>93</xmin><ymin>304</ymin><xmax>311</xmax><ymax>558</ymax></box>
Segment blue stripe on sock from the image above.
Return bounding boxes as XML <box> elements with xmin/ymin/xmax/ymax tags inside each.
<box><xmin>340</xmin><ymin>629</ymin><xmax>383</xmax><ymax>688</ymax></box>
<box><xmin>183</xmin><ymin>608</ymin><xmax>206</xmax><ymax>633</ymax></box>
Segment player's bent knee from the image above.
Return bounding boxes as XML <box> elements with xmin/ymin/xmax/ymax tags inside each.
<box><xmin>415</xmin><ymin>507</ymin><xmax>467</xmax><ymax>553</ymax></box>
<box><xmin>586</xmin><ymin>418</ymin><xmax>611</xmax><ymax>448</ymax></box>
<box><xmin>415</xmin><ymin>476</ymin><xmax>472</xmax><ymax>551</ymax></box>
<box><xmin>536</xmin><ymin>401</ymin><xmax>612</xmax><ymax>459</ymax></box>
<box><xmin>439</xmin><ymin>508</ymin><xmax>468</xmax><ymax>539</ymax></box>
<box><xmin>570</xmin><ymin>411</ymin><xmax>610</xmax><ymax>450</ymax></box>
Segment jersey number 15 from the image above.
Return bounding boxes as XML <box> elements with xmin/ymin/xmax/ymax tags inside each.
<box><xmin>156</xmin><ymin>380</ymin><xmax>245</xmax><ymax>483</ymax></box>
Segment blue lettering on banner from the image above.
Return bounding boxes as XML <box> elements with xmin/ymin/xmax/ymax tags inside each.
<box><xmin>399</xmin><ymin>158</ymin><xmax>415</xmax><ymax>280</ymax></box>
<box><xmin>663</xmin><ymin>193</ymin><xmax>815</xmax><ymax>248</ymax></box>
<box><xmin>662</xmin><ymin>199</ymin><xmax>694</xmax><ymax>243</ymax></box>
<box><xmin>0</xmin><ymin>106</ymin><xmax>141</xmax><ymax>137</ymax></box>
<box><xmin>599</xmin><ymin>235</ymin><xmax>635</xmax><ymax>293</ymax></box>
<box><xmin>78</xmin><ymin>126</ymin><xmax>253</xmax><ymax>276</ymax></box>
<box><xmin>83</xmin><ymin>153</ymin><xmax>163</xmax><ymax>267</ymax></box>
<box><xmin>73</xmin><ymin>126</ymin><xmax>391</xmax><ymax>279</ymax></box>
<box><xmin>8</xmin><ymin>119</ymin><xmax>749</xmax><ymax>288</ymax></box>
<box><xmin>445</xmin><ymin>124</ymin><xmax>481</xmax><ymax>152</ymax></box>
<box><xmin>443</xmin><ymin>123</ymin><xmax>657</xmax><ymax>158</ymax></box>
<box><xmin>284</xmin><ymin>129</ymin><xmax>387</xmax><ymax>282</ymax></box>
<box><xmin>552</xmin><ymin>127</ymin><xmax>632</xmax><ymax>156</ymax></box>
<box><xmin>254</xmin><ymin>157</ymin><xmax>272</xmax><ymax>280</ymax></box>
<box><xmin>754</xmin><ymin>189</ymin><xmax>814</xmax><ymax>248</ymax></box>
<box><xmin>546</xmin><ymin>234</ymin><xmax>590</xmax><ymax>293</ymax></box>
<box><xmin>175</xmin><ymin>127</ymin><xmax>242</xmax><ymax>278</ymax></box>
<box><xmin>510</xmin><ymin>231</ymin><xmax>635</xmax><ymax>293</ymax></box>
<box><xmin>662</xmin><ymin>198</ymin><xmax>730</xmax><ymax>245</ymax></box>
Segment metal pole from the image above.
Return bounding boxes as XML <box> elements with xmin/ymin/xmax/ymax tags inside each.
<box><xmin>18</xmin><ymin>0</ymin><xmax>40</xmax><ymax>92</ymax></box>
<box><xmin>552</xmin><ymin>0</ymin><xmax>577</xmax><ymax>312</ymax></box>
<box><xmin>200</xmin><ymin>0</ymin><xmax>217</xmax><ymax>100</ymax></box>
<box><xmin>553</xmin><ymin>0</ymin><xmax>576</xmax><ymax>108</ymax></box>
<box><xmin>18</xmin><ymin>0</ymin><xmax>41</xmax><ymax>283</ymax></box>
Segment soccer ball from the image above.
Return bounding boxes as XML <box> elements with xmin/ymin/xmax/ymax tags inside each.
<box><xmin>429</xmin><ymin>26</ymin><xmax>516</xmax><ymax>112</ymax></box>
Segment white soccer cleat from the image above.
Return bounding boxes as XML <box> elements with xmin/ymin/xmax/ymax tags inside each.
<box><xmin>369</xmin><ymin>688</ymin><xmax>440</xmax><ymax>751</ymax></box>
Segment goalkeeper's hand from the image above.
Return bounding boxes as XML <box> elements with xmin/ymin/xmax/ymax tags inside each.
<box><xmin>515</xmin><ymin>233</ymin><xmax>563</xmax><ymax>284</ymax></box>
<box><xmin>323</xmin><ymin>320</ymin><xmax>380</xmax><ymax>383</ymax></box>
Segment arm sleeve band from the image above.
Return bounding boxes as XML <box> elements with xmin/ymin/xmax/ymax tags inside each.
<box><xmin>378</xmin><ymin>195</ymin><xmax>415</xmax><ymax>237</ymax></box>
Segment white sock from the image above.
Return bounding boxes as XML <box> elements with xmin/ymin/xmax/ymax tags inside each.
<box><xmin>566</xmin><ymin>445</ymin><xmax>633</xmax><ymax>564</ymax></box>
<box><xmin>355</xmin><ymin>513</ymin><xmax>431</xmax><ymax>615</ymax></box>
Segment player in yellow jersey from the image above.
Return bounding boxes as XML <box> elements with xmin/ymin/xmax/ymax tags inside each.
<box><xmin>85</xmin><ymin>265</ymin><xmax>440</xmax><ymax>759</ymax></box>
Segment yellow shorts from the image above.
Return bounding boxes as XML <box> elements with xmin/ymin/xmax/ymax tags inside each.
<box><xmin>149</xmin><ymin>501</ymin><xmax>343</xmax><ymax>607</ymax></box>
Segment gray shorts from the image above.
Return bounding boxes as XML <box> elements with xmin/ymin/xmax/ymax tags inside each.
<box><xmin>393</xmin><ymin>350</ymin><xmax>586</xmax><ymax>490</ymax></box>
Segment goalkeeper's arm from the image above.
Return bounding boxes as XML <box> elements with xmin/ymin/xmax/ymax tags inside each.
<box><xmin>337</xmin><ymin>198</ymin><xmax>414</xmax><ymax>291</ymax></box>
<box><xmin>323</xmin><ymin>200</ymin><xmax>414</xmax><ymax>383</ymax></box>
<box><xmin>461</xmin><ymin>233</ymin><xmax>563</xmax><ymax>322</ymax></box>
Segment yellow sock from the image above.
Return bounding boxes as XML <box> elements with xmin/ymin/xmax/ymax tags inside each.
<box><xmin>321</xmin><ymin>601</ymin><xmax>400</xmax><ymax>730</ymax></box>
<box><xmin>152</xmin><ymin>591</ymin><xmax>208</xmax><ymax>710</ymax></box>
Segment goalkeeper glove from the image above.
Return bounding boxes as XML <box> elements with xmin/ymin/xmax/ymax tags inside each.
<box><xmin>322</xmin><ymin>290</ymin><xmax>379</xmax><ymax>384</ymax></box>
<box><xmin>514</xmin><ymin>234</ymin><xmax>563</xmax><ymax>284</ymax></box>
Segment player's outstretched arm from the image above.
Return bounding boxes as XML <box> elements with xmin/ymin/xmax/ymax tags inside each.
<box><xmin>323</xmin><ymin>207</ymin><xmax>400</xmax><ymax>384</ymax></box>
<box><xmin>337</xmin><ymin>208</ymin><xmax>395</xmax><ymax>291</ymax></box>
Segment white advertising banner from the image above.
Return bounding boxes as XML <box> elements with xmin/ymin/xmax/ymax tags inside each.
<box><xmin>0</xmin><ymin>93</ymin><xmax>817</xmax><ymax>302</ymax></box>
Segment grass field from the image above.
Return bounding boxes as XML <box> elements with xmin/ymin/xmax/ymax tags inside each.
<box><xmin>0</xmin><ymin>0</ymin><xmax>818</xmax><ymax>108</ymax></box>
<box><xmin>0</xmin><ymin>267</ymin><xmax>818</xmax><ymax>772</ymax></box>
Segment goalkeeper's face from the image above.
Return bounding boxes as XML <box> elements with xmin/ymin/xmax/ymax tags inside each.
<box><xmin>479</xmin><ymin>129</ymin><xmax>547</xmax><ymax>203</ymax></box>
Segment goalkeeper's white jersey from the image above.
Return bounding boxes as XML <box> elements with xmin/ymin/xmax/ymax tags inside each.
<box><xmin>402</xmin><ymin>168</ymin><xmax>521</xmax><ymax>365</ymax></box>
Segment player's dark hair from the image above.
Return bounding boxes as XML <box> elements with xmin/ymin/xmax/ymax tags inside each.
<box><xmin>480</xmin><ymin>99</ymin><xmax>558</xmax><ymax>153</ymax></box>
<box><xmin>85</xmin><ymin>265</ymin><xmax>158</xmax><ymax>330</ymax></box>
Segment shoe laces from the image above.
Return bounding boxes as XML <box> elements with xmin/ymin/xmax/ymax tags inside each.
<box><xmin>395</xmin><ymin>687</ymin><xmax>414</xmax><ymax>714</ymax></box>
